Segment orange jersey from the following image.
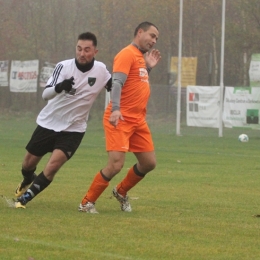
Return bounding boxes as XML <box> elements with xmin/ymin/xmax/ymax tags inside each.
<box><xmin>106</xmin><ymin>44</ymin><xmax>150</xmax><ymax>121</ymax></box>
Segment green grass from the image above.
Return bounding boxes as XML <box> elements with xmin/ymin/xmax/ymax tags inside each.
<box><xmin>1</xmin><ymin>114</ymin><xmax>260</xmax><ymax>260</ymax></box>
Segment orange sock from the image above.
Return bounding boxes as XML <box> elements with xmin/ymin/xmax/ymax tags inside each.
<box><xmin>116</xmin><ymin>165</ymin><xmax>144</xmax><ymax>197</ymax></box>
<box><xmin>81</xmin><ymin>171</ymin><xmax>109</xmax><ymax>204</ymax></box>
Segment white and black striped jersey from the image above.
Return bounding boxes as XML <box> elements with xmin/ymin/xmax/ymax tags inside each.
<box><xmin>37</xmin><ymin>58</ymin><xmax>111</xmax><ymax>132</ymax></box>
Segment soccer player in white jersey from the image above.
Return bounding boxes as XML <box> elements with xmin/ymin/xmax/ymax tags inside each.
<box><xmin>14</xmin><ymin>32</ymin><xmax>111</xmax><ymax>209</ymax></box>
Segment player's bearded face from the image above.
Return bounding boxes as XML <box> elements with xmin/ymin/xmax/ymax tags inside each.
<box><xmin>76</xmin><ymin>40</ymin><xmax>98</xmax><ymax>65</ymax></box>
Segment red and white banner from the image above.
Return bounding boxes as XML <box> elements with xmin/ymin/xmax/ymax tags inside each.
<box><xmin>10</xmin><ymin>60</ymin><xmax>39</xmax><ymax>92</ymax></box>
<box><xmin>186</xmin><ymin>86</ymin><xmax>220</xmax><ymax>128</ymax></box>
<box><xmin>39</xmin><ymin>62</ymin><xmax>55</xmax><ymax>87</ymax></box>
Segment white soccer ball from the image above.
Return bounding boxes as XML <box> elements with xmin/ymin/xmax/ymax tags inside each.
<box><xmin>238</xmin><ymin>134</ymin><xmax>249</xmax><ymax>142</ymax></box>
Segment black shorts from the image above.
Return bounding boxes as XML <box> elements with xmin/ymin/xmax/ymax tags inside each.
<box><xmin>26</xmin><ymin>125</ymin><xmax>85</xmax><ymax>160</ymax></box>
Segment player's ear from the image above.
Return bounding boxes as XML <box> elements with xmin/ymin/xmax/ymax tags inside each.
<box><xmin>94</xmin><ymin>49</ymin><xmax>98</xmax><ymax>55</ymax></box>
<box><xmin>138</xmin><ymin>28</ymin><xmax>144</xmax><ymax>35</ymax></box>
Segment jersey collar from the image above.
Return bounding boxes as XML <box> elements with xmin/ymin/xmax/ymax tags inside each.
<box><xmin>75</xmin><ymin>58</ymin><xmax>95</xmax><ymax>73</ymax></box>
<box><xmin>131</xmin><ymin>42</ymin><xmax>146</xmax><ymax>54</ymax></box>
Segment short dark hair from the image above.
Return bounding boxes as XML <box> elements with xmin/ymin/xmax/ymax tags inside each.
<box><xmin>134</xmin><ymin>22</ymin><xmax>158</xmax><ymax>36</ymax></box>
<box><xmin>78</xmin><ymin>32</ymin><xmax>97</xmax><ymax>47</ymax></box>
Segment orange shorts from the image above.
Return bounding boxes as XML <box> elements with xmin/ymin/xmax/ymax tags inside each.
<box><xmin>103</xmin><ymin>115</ymin><xmax>154</xmax><ymax>152</ymax></box>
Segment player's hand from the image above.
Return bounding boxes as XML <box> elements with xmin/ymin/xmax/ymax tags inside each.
<box><xmin>144</xmin><ymin>49</ymin><xmax>161</xmax><ymax>69</ymax></box>
<box><xmin>109</xmin><ymin>110</ymin><xmax>124</xmax><ymax>127</ymax></box>
<box><xmin>55</xmin><ymin>77</ymin><xmax>75</xmax><ymax>93</ymax></box>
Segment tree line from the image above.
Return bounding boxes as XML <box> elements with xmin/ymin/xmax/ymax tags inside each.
<box><xmin>0</xmin><ymin>0</ymin><xmax>260</xmax><ymax>112</ymax></box>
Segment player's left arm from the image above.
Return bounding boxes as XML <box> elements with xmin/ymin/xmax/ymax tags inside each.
<box><xmin>42</xmin><ymin>63</ymin><xmax>74</xmax><ymax>101</ymax></box>
<box><xmin>144</xmin><ymin>49</ymin><xmax>161</xmax><ymax>73</ymax></box>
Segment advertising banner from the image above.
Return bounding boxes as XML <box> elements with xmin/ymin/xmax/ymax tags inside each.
<box><xmin>171</xmin><ymin>57</ymin><xmax>197</xmax><ymax>87</ymax></box>
<box><xmin>186</xmin><ymin>86</ymin><xmax>220</xmax><ymax>128</ymax></box>
<box><xmin>0</xmin><ymin>60</ymin><xmax>9</xmax><ymax>87</ymax></box>
<box><xmin>223</xmin><ymin>87</ymin><xmax>260</xmax><ymax>129</ymax></box>
<box><xmin>249</xmin><ymin>54</ymin><xmax>260</xmax><ymax>87</ymax></box>
<box><xmin>10</xmin><ymin>60</ymin><xmax>39</xmax><ymax>92</ymax></box>
<box><xmin>39</xmin><ymin>62</ymin><xmax>55</xmax><ymax>87</ymax></box>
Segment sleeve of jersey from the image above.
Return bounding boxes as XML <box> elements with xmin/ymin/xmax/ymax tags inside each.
<box><xmin>113</xmin><ymin>48</ymin><xmax>134</xmax><ymax>75</ymax></box>
<box><xmin>42</xmin><ymin>63</ymin><xmax>64</xmax><ymax>101</ymax></box>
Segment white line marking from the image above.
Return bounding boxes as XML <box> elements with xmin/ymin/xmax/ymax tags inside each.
<box><xmin>0</xmin><ymin>234</ymin><xmax>141</xmax><ymax>260</ymax></box>
<box><xmin>1</xmin><ymin>195</ymin><xmax>15</xmax><ymax>208</ymax></box>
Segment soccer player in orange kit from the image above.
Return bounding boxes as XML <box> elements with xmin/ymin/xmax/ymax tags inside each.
<box><xmin>79</xmin><ymin>21</ymin><xmax>161</xmax><ymax>213</ymax></box>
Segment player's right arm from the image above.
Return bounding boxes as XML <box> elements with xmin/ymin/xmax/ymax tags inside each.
<box><xmin>109</xmin><ymin>47</ymin><xmax>134</xmax><ymax>126</ymax></box>
<box><xmin>109</xmin><ymin>72</ymin><xmax>127</xmax><ymax>126</ymax></box>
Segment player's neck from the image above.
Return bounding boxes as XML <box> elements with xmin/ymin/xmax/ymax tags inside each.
<box><xmin>75</xmin><ymin>58</ymin><xmax>95</xmax><ymax>73</ymax></box>
<box><xmin>131</xmin><ymin>42</ymin><xmax>146</xmax><ymax>54</ymax></box>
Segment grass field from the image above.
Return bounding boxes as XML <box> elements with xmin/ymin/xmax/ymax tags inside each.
<box><xmin>1</xmin><ymin>113</ymin><xmax>260</xmax><ymax>260</ymax></box>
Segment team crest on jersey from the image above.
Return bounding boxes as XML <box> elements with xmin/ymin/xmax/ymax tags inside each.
<box><xmin>88</xmin><ymin>77</ymin><xmax>96</xmax><ymax>87</ymax></box>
